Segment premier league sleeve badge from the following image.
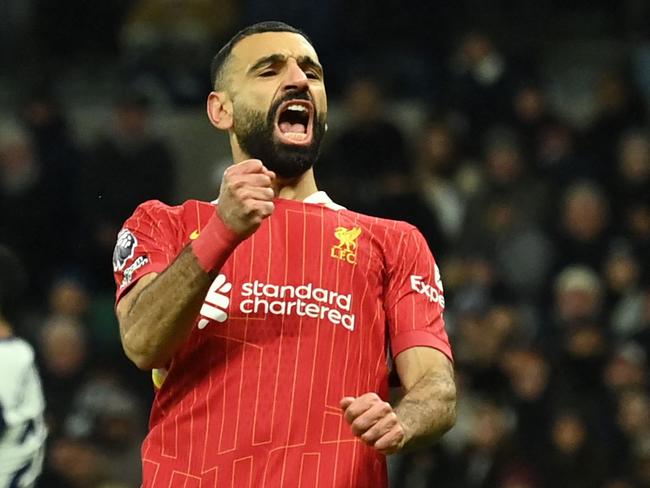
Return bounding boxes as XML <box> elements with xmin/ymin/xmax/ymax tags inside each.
<box><xmin>113</xmin><ymin>229</ymin><xmax>138</xmax><ymax>272</ymax></box>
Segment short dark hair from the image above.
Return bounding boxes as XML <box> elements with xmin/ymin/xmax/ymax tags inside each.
<box><xmin>0</xmin><ymin>245</ymin><xmax>27</xmax><ymax>319</ymax></box>
<box><xmin>210</xmin><ymin>21</ymin><xmax>313</xmax><ymax>90</ymax></box>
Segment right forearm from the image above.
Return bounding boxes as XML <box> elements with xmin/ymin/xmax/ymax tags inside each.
<box><xmin>121</xmin><ymin>246</ymin><xmax>215</xmax><ymax>369</ymax></box>
<box><xmin>118</xmin><ymin>160</ymin><xmax>275</xmax><ymax>369</ymax></box>
<box><xmin>121</xmin><ymin>212</ymin><xmax>242</xmax><ymax>369</ymax></box>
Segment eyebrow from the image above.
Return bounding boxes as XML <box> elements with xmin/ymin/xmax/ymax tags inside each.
<box><xmin>247</xmin><ymin>54</ymin><xmax>323</xmax><ymax>76</ymax></box>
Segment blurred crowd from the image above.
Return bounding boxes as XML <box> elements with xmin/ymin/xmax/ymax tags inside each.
<box><xmin>0</xmin><ymin>89</ymin><xmax>169</xmax><ymax>486</ymax></box>
<box><xmin>1</xmin><ymin>2</ymin><xmax>650</xmax><ymax>488</ymax></box>
<box><xmin>320</xmin><ymin>34</ymin><xmax>650</xmax><ymax>487</ymax></box>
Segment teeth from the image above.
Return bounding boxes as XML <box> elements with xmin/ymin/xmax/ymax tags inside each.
<box><xmin>284</xmin><ymin>132</ymin><xmax>307</xmax><ymax>140</ymax></box>
<box><xmin>287</xmin><ymin>104</ymin><xmax>308</xmax><ymax>112</ymax></box>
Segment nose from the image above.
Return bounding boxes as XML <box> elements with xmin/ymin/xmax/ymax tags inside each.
<box><xmin>282</xmin><ymin>58</ymin><xmax>309</xmax><ymax>92</ymax></box>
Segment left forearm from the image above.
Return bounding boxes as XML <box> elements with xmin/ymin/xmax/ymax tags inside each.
<box><xmin>394</xmin><ymin>366</ymin><xmax>457</xmax><ymax>449</ymax></box>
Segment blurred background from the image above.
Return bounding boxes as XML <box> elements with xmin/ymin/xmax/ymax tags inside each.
<box><xmin>1</xmin><ymin>1</ymin><xmax>650</xmax><ymax>487</ymax></box>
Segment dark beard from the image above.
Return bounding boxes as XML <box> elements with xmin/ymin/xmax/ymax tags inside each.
<box><xmin>233</xmin><ymin>92</ymin><xmax>326</xmax><ymax>179</ymax></box>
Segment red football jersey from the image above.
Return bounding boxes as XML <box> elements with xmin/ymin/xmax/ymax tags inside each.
<box><xmin>113</xmin><ymin>192</ymin><xmax>452</xmax><ymax>488</ymax></box>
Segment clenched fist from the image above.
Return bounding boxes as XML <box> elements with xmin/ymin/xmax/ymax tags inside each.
<box><xmin>340</xmin><ymin>393</ymin><xmax>408</xmax><ymax>455</ymax></box>
<box><xmin>218</xmin><ymin>160</ymin><xmax>276</xmax><ymax>238</ymax></box>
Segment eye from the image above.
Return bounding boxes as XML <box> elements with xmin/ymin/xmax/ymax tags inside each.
<box><xmin>259</xmin><ymin>70</ymin><xmax>277</xmax><ymax>77</ymax></box>
<box><xmin>306</xmin><ymin>72</ymin><xmax>320</xmax><ymax>80</ymax></box>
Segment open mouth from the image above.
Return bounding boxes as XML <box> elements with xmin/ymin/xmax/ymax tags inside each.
<box><xmin>274</xmin><ymin>99</ymin><xmax>314</xmax><ymax>146</ymax></box>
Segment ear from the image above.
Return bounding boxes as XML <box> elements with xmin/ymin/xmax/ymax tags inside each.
<box><xmin>207</xmin><ymin>91</ymin><xmax>233</xmax><ymax>130</ymax></box>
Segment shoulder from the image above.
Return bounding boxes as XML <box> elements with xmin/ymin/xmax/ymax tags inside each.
<box><xmin>336</xmin><ymin>209</ymin><xmax>433</xmax><ymax>271</ymax></box>
<box><xmin>0</xmin><ymin>337</ymin><xmax>35</xmax><ymax>369</ymax></box>
<box><xmin>116</xmin><ymin>199</ymin><xmax>215</xmax><ymax>262</ymax></box>
<box><xmin>124</xmin><ymin>199</ymin><xmax>214</xmax><ymax>229</ymax></box>
<box><xmin>336</xmin><ymin>208</ymin><xmax>419</xmax><ymax>239</ymax></box>
<box><xmin>128</xmin><ymin>199</ymin><xmax>197</xmax><ymax>219</ymax></box>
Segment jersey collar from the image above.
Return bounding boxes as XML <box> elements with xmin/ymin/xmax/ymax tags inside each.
<box><xmin>303</xmin><ymin>191</ymin><xmax>346</xmax><ymax>211</ymax></box>
<box><xmin>213</xmin><ymin>191</ymin><xmax>345</xmax><ymax>211</ymax></box>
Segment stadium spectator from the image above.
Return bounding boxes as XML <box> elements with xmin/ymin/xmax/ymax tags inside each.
<box><xmin>605</xmin><ymin>246</ymin><xmax>646</xmax><ymax>339</ymax></box>
<box><xmin>0</xmin><ymin>120</ymin><xmax>66</xmax><ymax>293</ymax></box>
<box><xmin>455</xmin><ymin>301</ymin><xmax>539</xmax><ymax>406</ymax></box>
<box><xmin>501</xmin><ymin>348</ymin><xmax>554</xmax><ymax>463</ymax></box>
<box><xmin>20</xmin><ymin>89</ymin><xmax>83</xmax><ymax>225</ymax></box>
<box><xmin>628</xmin><ymin>283</ymin><xmax>650</xmax><ymax>353</ymax></box>
<box><xmin>621</xmin><ymin>199</ymin><xmax>650</xmax><ymax>262</ymax></box>
<box><xmin>60</xmin><ymin>372</ymin><xmax>144</xmax><ymax>486</ymax></box>
<box><xmin>457</xmin><ymin>129</ymin><xmax>552</xmax><ymax>300</ymax></box>
<box><xmin>31</xmin><ymin>0</ymin><xmax>127</xmax><ymax>69</ymax></box>
<box><xmin>542</xmin><ymin>409</ymin><xmax>610</xmax><ymax>487</ymax></box>
<box><xmin>0</xmin><ymin>0</ymin><xmax>34</xmax><ymax>67</ymax></box>
<box><xmin>553</xmin><ymin>182</ymin><xmax>613</xmax><ymax>273</ymax></box>
<box><xmin>448</xmin><ymin>31</ymin><xmax>519</xmax><ymax>154</ymax></box>
<box><xmin>604</xmin><ymin>245</ymin><xmax>641</xmax><ymax>298</ymax></box>
<box><xmin>611</xmin><ymin>130</ymin><xmax>650</xmax><ymax>214</ymax></box>
<box><xmin>631</xmin><ymin>442</ymin><xmax>650</xmax><ymax>487</ymax></box>
<box><xmin>462</xmin><ymin>127</ymin><xmax>548</xmax><ymax>244</ymax></box>
<box><xmin>45</xmin><ymin>435</ymin><xmax>113</xmax><ymax>488</ymax></box>
<box><xmin>510</xmin><ymin>81</ymin><xmax>559</xmax><ymax>166</ymax></box>
<box><xmin>543</xmin><ymin>267</ymin><xmax>611</xmax><ymax>406</ymax></box>
<box><xmin>363</xmin><ymin>149</ymin><xmax>448</xmax><ymax>255</ymax></box>
<box><xmin>47</xmin><ymin>276</ymin><xmax>90</xmax><ymax>323</ymax></box>
<box><xmin>583</xmin><ymin>71</ymin><xmax>647</xmax><ymax>184</ymax></box>
<box><xmin>551</xmin><ymin>266</ymin><xmax>604</xmax><ymax>331</ymax></box>
<box><xmin>452</xmin><ymin>399</ymin><xmax>536</xmax><ymax>487</ymax></box>
<box><xmin>416</xmin><ymin>119</ymin><xmax>475</xmax><ymax>244</ymax></box>
<box><xmin>0</xmin><ymin>245</ymin><xmax>47</xmax><ymax>487</ymax></box>
<box><xmin>534</xmin><ymin>121</ymin><xmax>591</xmax><ymax>190</ymax></box>
<box><xmin>38</xmin><ymin>317</ymin><xmax>89</xmax><ymax>436</ymax></box>
<box><xmin>82</xmin><ymin>89</ymin><xmax>176</xmax><ymax>290</ymax></box>
<box><xmin>611</xmin><ymin>387</ymin><xmax>650</xmax><ymax>484</ymax></box>
<box><xmin>120</xmin><ymin>0</ymin><xmax>237</xmax><ymax>105</ymax></box>
<box><xmin>323</xmin><ymin>83</ymin><xmax>449</xmax><ymax>249</ymax></box>
<box><xmin>604</xmin><ymin>343</ymin><xmax>648</xmax><ymax>394</ymax></box>
<box><xmin>321</xmin><ymin>77</ymin><xmax>409</xmax><ymax>209</ymax></box>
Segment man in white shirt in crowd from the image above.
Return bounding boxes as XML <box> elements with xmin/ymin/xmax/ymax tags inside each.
<box><xmin>0</xmin><ymin>245</ymin><xmax>46</xmax><ymax>488</ymax></box>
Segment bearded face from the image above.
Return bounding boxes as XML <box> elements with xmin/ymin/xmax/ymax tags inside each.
<box><xmin>233</xmin><ymin>89</ymin><xmax>327</xmax><ymax>179</ymax></box>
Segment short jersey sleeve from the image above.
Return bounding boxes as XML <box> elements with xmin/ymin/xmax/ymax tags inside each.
<box><xmin>113</xmin><ymin>200</ymin><xmax>183</xmax><ymax>303</ymax></box>
<box><xmin>384</xmin><ymin>227</ymin><xmax>452</xmax><ymax>361</ymax></box>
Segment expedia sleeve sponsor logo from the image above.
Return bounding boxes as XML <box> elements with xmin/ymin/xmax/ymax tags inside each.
<box><xmin>410</xmin><ymin>275</ymin><xmax>445</xmax><ymax>308</ymax></box>
<box><xmin>197</xmin><ymin>275</ymin><xmax>356</xmax><ymax>331</ymax></box>
<box><xmin>434</xmin><ymin>263</ymin><xmax>444</xmax><ymax>292</ymax></box>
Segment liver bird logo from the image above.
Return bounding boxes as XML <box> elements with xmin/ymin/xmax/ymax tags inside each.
<box><xmin>334</xmin><ymin>226</ymin><xmax>362</xmax><ymax>251</ymax></box>
<box><xmin>331</xmin><ymin>227</ymin><xmax>362</xmax><ymax>264</ymax></box>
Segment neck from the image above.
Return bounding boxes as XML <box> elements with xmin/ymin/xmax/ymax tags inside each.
<box><xmin>0</xmin><ymin>316</ymin><xmax>13</xmax><ymax>339</ymax></box>
<box><xmin>274</xmin><ymin>169</ymin><xmax>318</xmax><ymax>200</ymax></box>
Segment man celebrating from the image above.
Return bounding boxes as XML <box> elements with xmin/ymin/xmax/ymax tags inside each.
<box><xmin>114</xmin><ymin>21</ymin><xmax>456</xmax><ymax>487</ymax></box>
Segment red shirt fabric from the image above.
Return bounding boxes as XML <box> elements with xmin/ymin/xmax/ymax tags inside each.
<box><xmin>113</xmin><ymin>192</ymin><xmax>452</xmax><ymax>488</ymax></box>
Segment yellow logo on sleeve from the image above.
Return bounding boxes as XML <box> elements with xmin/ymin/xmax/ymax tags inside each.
<box><xmin>189</xmin><ymin>229</ymin><xmax>200</xmax><ymax>240</ymax></box>
<box><xmin>331</xmin><ymin>226</ymin><xmax>361</xmax><ymax>264</ymax></box>
<box><xmin>152</xmin><ymin>368</ymin><xmax>168</xmax><ymax>389</ymax></box>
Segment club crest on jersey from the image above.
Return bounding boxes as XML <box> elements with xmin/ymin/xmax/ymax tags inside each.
<box><xmin>330</xmin><ymin>226</ymin><xmax>361</xmax><ymax>264</ymax></box>
<box><xmin>113</xmin><ymin>229</ymin><xmax>138</xmax><ymax>272</ymax></box>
